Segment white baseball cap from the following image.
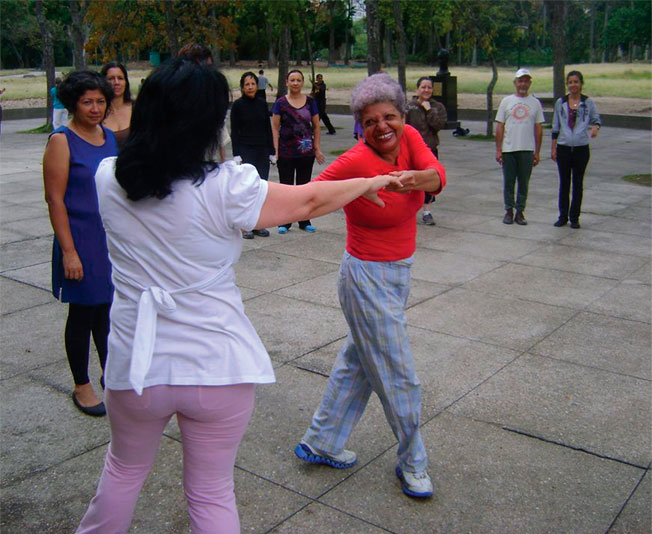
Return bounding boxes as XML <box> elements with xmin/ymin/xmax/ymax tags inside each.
<box><xmin>514</xmin><ymin>68</ymin><xmax>532</xmax><ymax>79</ymax></box>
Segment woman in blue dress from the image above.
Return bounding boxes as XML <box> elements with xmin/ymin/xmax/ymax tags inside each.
<box><xmin>43</xmin><ymin>70</ymin><xmax>118</xmax><ymax>416</ymax></box>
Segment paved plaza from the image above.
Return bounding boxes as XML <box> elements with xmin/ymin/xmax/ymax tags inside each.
<box><xmin>1</xmin><ymin>115</ymin><xmax>650</xmax><ymax>533</ymax></box>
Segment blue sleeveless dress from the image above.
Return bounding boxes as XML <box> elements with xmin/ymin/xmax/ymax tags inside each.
<box><xmin>50</xmin><ymin>126</ymin><xmax>118</xmax><ymax>305</ymax></box>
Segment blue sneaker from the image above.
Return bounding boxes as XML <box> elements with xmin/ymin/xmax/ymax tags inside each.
<box><xmin>294</xmin><ymin>440</ymin><xmax>357</xmax><ymax>469</ymax></box>
<box><xmin>278</xmin><ymin>227</ymin><xmax>288</xmax><ymax>234</ymax></box>
<box><xmin>395</xmin><ymin>466</ymin><xmax>434</xmax><ymax>498</ymax></box>
<box><xmin>301</xmin><ymin>225</ymin><xmax>316</xmax><ymax>233</ymax></box>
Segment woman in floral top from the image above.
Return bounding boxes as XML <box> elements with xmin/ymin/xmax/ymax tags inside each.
<box><xmin>272</xmin><ymin>69</ymin><xmax>325</xmax><ymax>234</ymax></box>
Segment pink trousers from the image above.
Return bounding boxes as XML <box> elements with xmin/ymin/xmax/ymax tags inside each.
<box><xmin>76</xmin><ymin>384</ymin><xmax>255</xmax><ymax>534</ymax></box>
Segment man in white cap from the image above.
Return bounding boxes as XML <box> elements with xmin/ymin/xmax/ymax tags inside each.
<box><xmin>495</xmin><ymin>68</ymin><xmax>544</xmax><ymax>225</ymax></box>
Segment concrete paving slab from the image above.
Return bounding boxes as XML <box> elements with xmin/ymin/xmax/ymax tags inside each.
<box><xmin>244</xmin><ymin>293</ymin><xmax>348</xmax><ymax>363</ymax></box>
<box><xmin>320</xmin><ymin>412</ymin><xmax>644</xmax><ymax>534</ymax></box>
<box><xmin>530</xmin><ymin>311</ymin><xmax>651</xmax><ymax>379</ymax></box>
<box><xmin>236</xmin><ymin>365</ymin><xmax>396</xmax><ymax>498</ymax></box>
<box><xmin>294</xmin><ymin>326</ymin><xmax>520</xmax><ymax>420</ymax></box>
<box><xmin>559</xmin><ymin>228</ymin><xmax>652</xmax><ymax>258</ymax></box>
<box><xmin>0</xmin><ymin>235</ymin><xmax>52</xmax><ymax>271</ymax></box>
<box><xmin>449</xmin><ymin>353</ymin><xmax>651</xmax><ymax>466</ymax></box>
<box><xmin>0</xmin><ymin>374</ymin><xmax>110</xmax><ymax>484</ymax></box>
<box><xmin>0</xmin><ymin>261</ymin><xmax>51</xmax><ymax>290</ymax></box>
<box><xmin>628</xmin><ymin>261</ymin><xmax>652</xmax><ymax>284</ymax></box>
<box><xmin>268</xmin><ymin>501</ymin><xmax>389</xmax><ymax>533</ymax></box>
<box><xmin>609</xmin><ymin>471</ymin><xmax>652</xmax><ymax>534</ymax></box>
<box><xmin>264</xmin><ymin>229</ymin><xmax>346</xmax><ymax>265</ymax></box>
<box><xmin>411</xmin><ymin>248</ymin><xmax>504</xmax><ymax>286</ymax></box>
<box><xmin>418</xmin><ymin>227</ymin><xmax>544</xmax><ymax>262</ymax></box>
<box><xmin>406</xmin><ymin>287</ymin><xmax>576</xmax><ymax>351</ymax></box>
<box><xmin>591</xmin><ymin>214</ymin><xmax>652</xmax><ymax>237</ymax></box>
<box><xmin>1</xmin><ymin>215</ymin><xmax>52</xmax><ymax>241</ymax></box>
<box><xmin>0</xmin><ymin>276</ymin><xmax>51</xmax><ymax>315</ymax></box>
<box><xmin>462</xmin><ymin>263</ymin><xmax>618</xmax><ymax>309</ymax></box>
<box><xmin>235</xmin><ymin>248</ymin><xmax>338</xmax><ymax>293</ymax></box>
<box><xmin>516</xmin><ymin>243</ymin><xmax>649</xmax><ymax>279</ymax></box>
<box><xmin>586</xmin><ymin>279</ymin><xmax>651</xmax><ymax>323</ymax></box>
<box><xmin>1</xmin><ymin>301</ymin><xmax>65</xmax><ymax>377</ymax></box>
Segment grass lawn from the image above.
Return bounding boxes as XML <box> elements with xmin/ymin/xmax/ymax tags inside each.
<box><xmin>1</xmin><ymin>62</ymin><xmax>649</xmax><ymax>101</ymax></box>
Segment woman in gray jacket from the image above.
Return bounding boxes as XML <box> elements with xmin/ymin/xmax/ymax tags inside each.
<box><xmin>551</xmin><ymin>71</ymin><xmax>601</xmax><ymax>229</ymax></box>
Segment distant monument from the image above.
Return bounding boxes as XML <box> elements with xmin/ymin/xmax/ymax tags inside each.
<box><xmin>430</xmin><ymin>48</ymin><xmax>460</xmax><ymax>130</ymax></box>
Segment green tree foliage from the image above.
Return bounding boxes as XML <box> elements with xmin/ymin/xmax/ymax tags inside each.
<box><xmin>603</xmin><ymin>1</ymin><xmax>651</xmax><ymax>52</ymax></box>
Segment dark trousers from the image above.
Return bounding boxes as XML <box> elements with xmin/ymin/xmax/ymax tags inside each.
<box><xmin>239</xmin><ymin>145</ymin><xmax>270</xmax><ymax>181</ymax></box>
<box><xmin>424</xmin><ymin>147</ymin><xmax>439</xmax><ymax>205</ymax></box>
<box><xmin>317</xmin><ymin>104</ymin><xmax>336</xmax><ymax>134</ymax></box>
<box><xmin>502</xmin><ymin>151</ymin><xmax>533</xmax><ymax>212</ymax></box>
<box><xmin>277</xmin><ymin>156</ymin><xmax>315</xmax><ymax>229</ymax></box>
<box><xmin>65</xmin><ymin>302</ymin><xmax>111</xmax><ymax>385</ymax></box>
<box><xmin>556</xmin><ymin>144</ymin><xmax>590</xmax><ymax>223</ymax></box>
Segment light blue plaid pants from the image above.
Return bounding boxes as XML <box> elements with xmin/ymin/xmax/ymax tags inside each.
<box><xmin>302</xmin><ymin>252</ymin><xmax>427</xmax><ymax>472</ymax></box>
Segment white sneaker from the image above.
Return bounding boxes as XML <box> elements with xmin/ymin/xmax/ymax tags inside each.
<box><xmin>294</xmin><ymin>440</ymin><xmax>357</xmax><ymax>469</ymax></box>
<box><xmin>395</xmin><ymin>466</ymin><xmax>434</xmax><ymax>498</ymax></box>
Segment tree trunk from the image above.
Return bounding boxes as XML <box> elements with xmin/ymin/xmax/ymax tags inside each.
<box><xmin>545</xmin><ymin>0</ymin><xmax>565</xmax><ymax>101</ymax></box>
<box><xmin>471</xmin><ymin>40</ymin><xmax>477</xmax><ymax>67</ymax></box>
<box><xmin>383</xmin><ymin>23</ymin><xmax>392</xmax><ymax>67</ymax></box>
<box><xmin>486</xmin><ymin>55</ymin><xmax>498</xmax><ymax>137</ymax></box>
<box><xmin>35</xmin><ymin>0</ymin><xmax>54</xmax><ymax>128</ymax></box>
<box><xmin>277</xmin><ymin>26</ymin><xmax>290</xmax><ymax>97</ymax></box>
<box><xmin>392</xmin><ymin>0</ymin><xmax>406</xmax><ymax>92</ymax></box>
<box><xmin>589</xmin><ymin>0</ymin><xmax>595</xmax><ymax>63</ymax></box>
<box><xmin>601</xmin><ymin>3</ymin><xmax>609</xmax><ymax>63</ymax></box>
<box><xmin>365</xmin><ymin>0</ymin><xmax>382</xmax><ymax>75</ymax></box>
<box><xmin>305</xmin><ymin>27</ymin><xmax>315</xmax><ymax>82</ymax></box>
<box><xmin>344</xmin><ymin>0</ymin><xmax>352</xmax><ymax>65</ymax></box>
<box><xmin>328</xmin><ymin>2</ymin><xmax>337</xmax><ymax>64</ymax></box>
<box><xmin>164</xmin><ymin>1</ymin><xmax>180</xmax><ymax>56</ymax></box>
<box><xmin>69</xmin><ymin>0</ymin><xmax>87</xmax><ymax>69</ymax></box>
<box><xmin>266</xmin><ymin>21</ymin><xmax>277</xmax><ymax>67</ymax></box>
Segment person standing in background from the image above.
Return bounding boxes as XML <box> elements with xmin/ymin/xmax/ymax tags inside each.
<box><xmin>51</xmin><ymin>78</ymin><xmax>69</xmax><ymax>130</ymax></box>
<box><xmin>550</xmin><ymin>70</ymin><xmax>601</xmax><ymax>229</ymax></box>
<box><xmin>100</xmin><ymin>62</ymin><xmax>133</xmax><ymax>147</ymax></box>
<box><xmin>311</xmin><ymin>73</ymin><xmax>336</xmax><ymax>135</ymax></box>
<box><xmin>495</xmin><ymin>68</ymin><xmax>544</xmax><ymax>226</ymax></box>
<box><xmin>271</xmin><ymin>69</ymin><xmax>325</xmax><ymax>234</ymax></box>
<box><xmin>257</xmin><ymin>69</ymin><xmax>273</xmax><ymax>102</ymax></box>
<box><xmin>406</xmin><ymin>76</ymin><xmax>447</xmax><ymax>226</ymax></box>
<box><xmin>231</xmin><ymin>71</ymin><xmax>275</xmax><ymax>239</ymax></box>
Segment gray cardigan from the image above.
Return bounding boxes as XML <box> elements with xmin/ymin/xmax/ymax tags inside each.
<box><xmin>551</xmin><ymin>94</ymin><xmax>601</xmax><ymax>147</ymax></box>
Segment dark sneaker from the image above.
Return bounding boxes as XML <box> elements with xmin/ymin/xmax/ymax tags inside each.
<box><xmin>422</xmin><ymin>212</ymin><xmax>435</xmax><ymax>226</ymax></box>
<box><xmin>514</xmin><ymin>211</ymin><xmax>527</xmax><ymax>225</ymax></box>
<box><xmin>252</xmin><ymin>228</ymin><xmax>270</xmax><ymax>237</ymax></box>
<box><xmin>503</xmin><ymin>210</ymin><xmax>514</xmax><ymax>224</ymax></box>
<box><xmin>395</xmin><ymin>466</ymin><xmax>434</xmax><ymax>498</ymax></box>
<box><xmin>294</xmin><ymin>440</ymin><xmax>357</xmax><ymax>469</ymax></box>
<box><xmin>242</xmin><ymin>231</ymin><xmax>254</xmax><ymax>239</ymax></box>
<box><xmin>553</xmin><ymin>219</ymin><xmax>568</xmax><ymax>227</ymax></box>
<box><xmin>570</xmin><ymin>221</ymin><xmax>581</xmax><ymax>229</ymax></box>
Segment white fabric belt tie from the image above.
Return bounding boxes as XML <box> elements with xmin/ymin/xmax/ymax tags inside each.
<box><xmin>113</xmin><ymin>264</ymin><xmax>229</xmax><ymax>395</ymax></box>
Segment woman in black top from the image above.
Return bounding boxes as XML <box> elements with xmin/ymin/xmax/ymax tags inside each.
<box><xmin>230</xmin><ymin>71</ymin><xmax>275</xmax><ymax>238</ymax></box>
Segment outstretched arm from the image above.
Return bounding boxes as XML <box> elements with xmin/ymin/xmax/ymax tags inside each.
<box><xmin>255</xmin><ymin>175</ymin><xmax>401</xmax><ymax>229</ymax></box>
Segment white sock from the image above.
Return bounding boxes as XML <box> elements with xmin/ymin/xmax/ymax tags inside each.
<box><xmin>423</xmin><ymin>210</ymin><xmax>431</xmax><ymax>216</ymax></box>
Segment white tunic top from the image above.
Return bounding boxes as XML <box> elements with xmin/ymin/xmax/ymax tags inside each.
<box><xmin>95</xmin><ymin>158</ymin><xmax>275</xmax><ymax>393</ymax></box>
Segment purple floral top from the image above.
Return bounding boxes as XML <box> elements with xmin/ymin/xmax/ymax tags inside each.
<box><xmin>272</xmin><ymin>95</ymin><xmax>319</xmax><ymax>159</ymax></box>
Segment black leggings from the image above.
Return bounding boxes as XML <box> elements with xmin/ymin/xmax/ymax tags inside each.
<box><xmin>424</xmin><ymin>147</ymin><xmax>439</xmax><ymax>205</ymax></box>
<box><xmin>277</xmin><ymin>156</ymin><xmax>315</xmax><ymax>229</ymax></box>
<box><xmin>556</xmin><ymin>144</ymin><xmax>590</xmax><ymax>223</ymax></box>
<box><xmin>65</xmin><ymin>302</ymin><xmax>111</xmax><ymax>385</ymax></box>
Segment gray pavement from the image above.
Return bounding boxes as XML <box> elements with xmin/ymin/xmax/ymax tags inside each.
<box><xmin>1</xmin><ymin>115</ymin><xmax>650</xmax><ymax>534</ymax></box>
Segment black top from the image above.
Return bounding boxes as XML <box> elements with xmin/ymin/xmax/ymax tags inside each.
<box><xmin>230</xmin><ymin>96</ymin><xmax>275</xmax><ymax>156</ymax></box>
<box><xmin>311</xmin><ymin>81</ymin><xmax>327</xmax><ymax>106</ymax></box>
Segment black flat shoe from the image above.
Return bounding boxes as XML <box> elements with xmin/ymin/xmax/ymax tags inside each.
<box><xmin>72</xmin><ymin>393</ymin><xmax>106</xmax><ymax>417</ymax></box>
<box><xmin>570</xmin><ymin>221</ymin><xmax>581</xmax><ymax>229</ymax></box>
<box><xmin>553</xmin><ymin>219</ymin><xmax>567</xmax><ymax>227</ymax></box>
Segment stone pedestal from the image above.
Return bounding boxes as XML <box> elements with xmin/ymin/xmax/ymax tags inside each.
<box><xmin>430</xmin><ymin>75</ymin><xmax>460</xmax><ymax>130</ymax></box>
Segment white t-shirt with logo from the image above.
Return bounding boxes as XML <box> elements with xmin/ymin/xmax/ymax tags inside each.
<box><xmin>495</xmin><ymin>94</ymin><xmax>544</xmax><ymax>152</ymax></box>
<box><xmin>95</xmin><ymin>158</ymin><xmax>275</xmax><ymax>391</ymax></box>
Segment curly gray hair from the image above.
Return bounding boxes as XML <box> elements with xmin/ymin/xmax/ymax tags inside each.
<box><xmin>350</xmin><ymin>72</ymin><xmax>406</xmax><ymax>123</ymax></box>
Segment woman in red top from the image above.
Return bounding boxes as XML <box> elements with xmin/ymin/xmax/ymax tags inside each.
<box><xmin>294</xmin><ymin>72</ymin><xmax>446</xmax><ymax>499</ymax></box>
